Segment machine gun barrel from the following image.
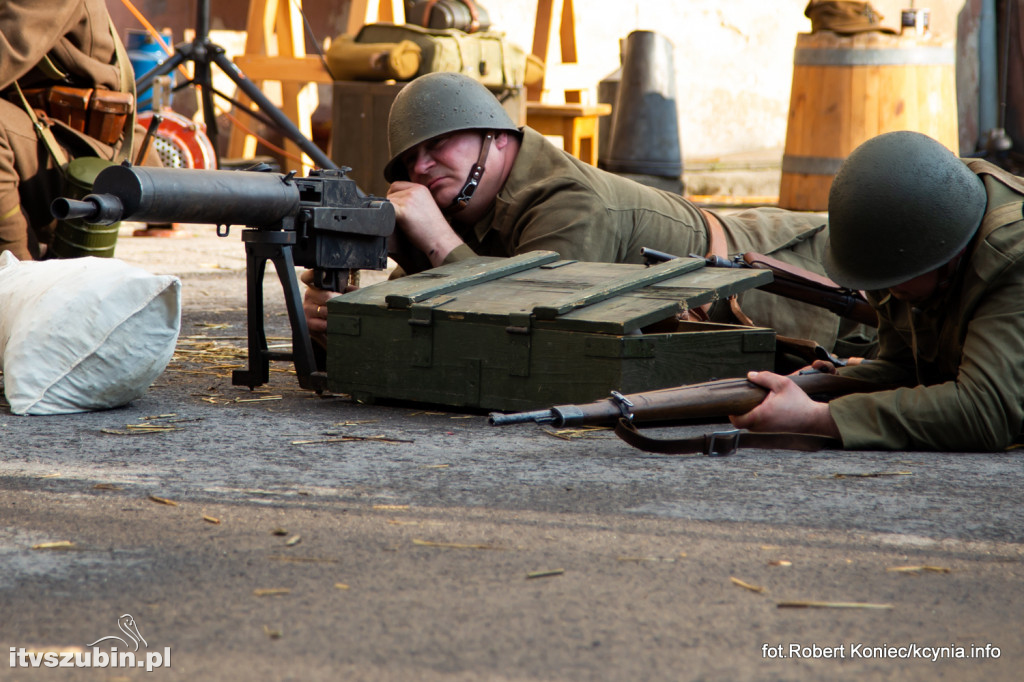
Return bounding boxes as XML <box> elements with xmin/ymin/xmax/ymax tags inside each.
<box><xmin>68</xmin><ymin>165</ymin><xmax>302</xmax><ymax>226</ymax></box>
<box><xmin>50</xmin><ymin>196</ymin><xmax>119</xmax><ymax>224</ymax></box>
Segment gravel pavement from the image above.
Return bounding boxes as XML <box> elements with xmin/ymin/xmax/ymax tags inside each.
<box><xmin>0</xmin><ymin>224</ymin><xmax>1021</xmax><ymax>681</ymax></box>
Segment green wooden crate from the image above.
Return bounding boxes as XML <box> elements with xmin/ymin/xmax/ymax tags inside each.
<box><xmin>326</xmin><ymin>251</ymin><xmax>776</xmax><ymax>411</ymax></box>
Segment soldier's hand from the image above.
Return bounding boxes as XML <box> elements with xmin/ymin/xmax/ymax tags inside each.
<box><xmin>729</xmin><ymin>371</ymin><xmax>841</xmax><ymax>439</ymax></box>
<box><xmin>300</xmin><ymin>269</ymin><xmax>346</xmax><ymax>343</ymax></box>
<box><xmin>387</xmin><ymin>181</ymin><xmax>464</xmax><ymax>267</ymax></box>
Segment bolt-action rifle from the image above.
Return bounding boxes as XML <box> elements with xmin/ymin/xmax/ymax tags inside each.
<box><xmin>489</xmin><ymin>371</ymin><xmax>892</xmax><ymax>455</ymax></box>
<box><xmin>51</xmin><ymin>163</ymin><xmax>395</xmax><ymax>392</ymax></box>
<box><xmin>640</xmin><ymin>247</ymin><xmax>878</xmax><ymax>328</ymax></box>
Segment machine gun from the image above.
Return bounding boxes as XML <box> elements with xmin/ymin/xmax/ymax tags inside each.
<box><xmin>52</xmin><ymin>163</ymin><xmax>394</xmax><ymax>393</ymax></box>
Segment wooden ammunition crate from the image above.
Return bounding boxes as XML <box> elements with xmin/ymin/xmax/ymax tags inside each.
<box><xmin>326</xmin><ymin>251</ymin><xmax>776</xmax><ymax>411</ymax></box>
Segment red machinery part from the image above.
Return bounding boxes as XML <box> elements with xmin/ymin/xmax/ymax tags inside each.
<box><xmin>137</xmin><ymin>110</ymin><xmax>218</xmax><ymax>170</ymax></box>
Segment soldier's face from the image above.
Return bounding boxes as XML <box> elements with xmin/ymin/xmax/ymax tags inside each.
<box><xmin>888</xmin><ymin>269</ymin><xmax>941</xmax><ymax>303</ymax></box>
<box><xmin>401</xmin><ymin>131</ymin><xmax>484</xmax><ymax>207</ymax></box>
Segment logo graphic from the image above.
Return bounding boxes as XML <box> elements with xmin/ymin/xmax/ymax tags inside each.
<box><xmin>87</xmin><ymin>614</ymin><xmax>148</xmax><ymax>652</ymax></box>
<box><xmin>9</xmin><ymin>613</ymin><xmax>171</xmax><ymax>672</ymax></box>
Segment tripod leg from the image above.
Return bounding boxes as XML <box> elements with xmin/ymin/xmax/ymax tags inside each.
<box><xmin>194</xmin><ymin>52</ymin><xmax>221</xmax><ymax>160</ymax></box>
<box><xmin>232</xmin><ymin>240</ymin><xmax>271</xmax><ymax>389</ymax></box>
<box><xmin>136</xmin><ymin>49</ymin><xmax>190</xmax><ymax>95</ymax></box>
<box><xmin>232</xmin><ymin>233</ymin><xmax>327</xmax><ymax>392</ymax></box>
<box><xmin>268</xmin><ymin>248</ymin><xmax>327</xmax><ymax>392</ymax></box>
<box><xmin>210</xmin><ymin>49</ymin><xmax>337</xmax><ymax>170</ymax></box>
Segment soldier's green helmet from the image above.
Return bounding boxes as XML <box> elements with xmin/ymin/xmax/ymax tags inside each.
<box><xmin>824</xmin><ymin>131</ymin><xmax>988</xmax><ymax>290</ymax></box>
<box><xmin>383</xmin><ymin>72</ymin><xmax>519</xmax><ymax>183</ymax></box>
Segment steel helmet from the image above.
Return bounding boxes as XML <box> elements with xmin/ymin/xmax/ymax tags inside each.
<box><xmin>383</xmin><ymin>72</ymin><xmax>519</xmax><ymax>182</ymax></box>
<box><xmin>824</xmin><ymin>131</ymin><xmax>988</xmax><ymax>290</ymax></box>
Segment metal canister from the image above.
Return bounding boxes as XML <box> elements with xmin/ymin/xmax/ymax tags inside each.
<box><xmin>901</xmin><ymin>8</ymin><xmax>931</xmax><ymax>35</ymax></box>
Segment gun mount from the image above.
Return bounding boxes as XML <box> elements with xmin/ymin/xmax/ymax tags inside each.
<box><xmin>52</xmin><ymin>163</ymin><xmax>395</xmax><ymax>392</ymax></box>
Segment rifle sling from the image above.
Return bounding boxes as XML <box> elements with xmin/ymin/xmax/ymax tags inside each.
<box><xmin>613</xmin><ymin>418</ymin><xmax>841</xmax><ymax>456</ymax></box>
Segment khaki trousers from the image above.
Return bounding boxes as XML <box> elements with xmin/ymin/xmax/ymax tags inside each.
<box><xmin>0</xmin><ymin>97</ymin><xmax>67</xmax><ymax>260</ymax></box>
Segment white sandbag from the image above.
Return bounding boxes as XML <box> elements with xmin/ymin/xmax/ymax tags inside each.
<box><xmin>0</xmin><ymin>251</ymin><xmax>181</xmax><ymax>415</ymax></box>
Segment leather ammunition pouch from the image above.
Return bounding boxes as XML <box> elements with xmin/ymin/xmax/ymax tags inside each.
<box><xmin>18</xmin><ymin>85</ymin><xmax>133</xmax><ymax>146</ymax></box>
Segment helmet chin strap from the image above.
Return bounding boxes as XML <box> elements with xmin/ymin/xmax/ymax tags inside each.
<box><xmin>446</xmin><ymin>132</ymin><xmax>494</xmax><ymax>215</ymax></box>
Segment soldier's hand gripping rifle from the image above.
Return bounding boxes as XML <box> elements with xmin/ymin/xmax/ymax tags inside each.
<box><xmin>489</xmin><ymin>371</ymin><xmax>891</xmax><ymax>455</ymax></box>
<box><xmin>51</xmin><ymin>163</ymin><xmax>394</xmax><ymax>393</ymax></box>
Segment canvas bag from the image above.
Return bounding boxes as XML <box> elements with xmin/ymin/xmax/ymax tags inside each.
<box><xmin>0</xmin><ymin>251</ymin><xmax>180</xmax><ymax>415</ymax></box>
<box><xmin>355</xmin><ymin>22</ymin><xmax>528</xmax><ymax>90</ymax></box>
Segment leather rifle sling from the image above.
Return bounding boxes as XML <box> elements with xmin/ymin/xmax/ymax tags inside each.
<box><xmin>614</xmin><ymin>418</ymin><xmax>841</xmax><ymax>456</ymax></box>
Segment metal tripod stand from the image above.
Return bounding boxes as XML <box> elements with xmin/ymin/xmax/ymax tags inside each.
<box><xmin>134</xmin><ymin>0</ymin><xmax>335</xmax><ymax>170</ymax></box>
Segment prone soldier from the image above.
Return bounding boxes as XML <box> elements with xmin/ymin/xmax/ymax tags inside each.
<box><xmin>731</xmin><ymin>131</ymin><xmax>1024</xmax><ymax>451</ymax></box>
<box><xmin>304</xmin><ymin>72</ymin><xmax>875</xmax><ymax>360</ymax></box>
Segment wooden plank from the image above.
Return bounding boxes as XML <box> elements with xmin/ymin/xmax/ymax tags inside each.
<box><xmin>543</xmin><ymin>268</ymin><xmax>771</xmax><ymax>334</ymax></box>
<box><xmin>232</xmin><ymin>55</ymin><xmax>331</xmax><ymax>83</ymax></box>
<box><xmin>337</xmin><ymin>257</ymin><xmax>770</xmax><ymax>334</ymax></box>
<box><xmin>384</xmin><ymin>251</ymin><xmax>561</xmax><ymax>308</ymax></box>
<box><xmin>532</xmin><ymin>257</ymin><xmax>706</xmax><ymax>319</ymax></box>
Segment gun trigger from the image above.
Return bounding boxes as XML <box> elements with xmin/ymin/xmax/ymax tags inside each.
<box><xmin>217</xmin><ymin>224</ymin><xmax>230</xmax><ymax>237</ymax></box>
<box><xmin>314</xmin><ymin>270</ymin><xmax>342</xmax><ymax>292</ymax></box>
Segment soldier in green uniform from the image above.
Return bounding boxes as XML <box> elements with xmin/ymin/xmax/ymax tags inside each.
<box><xmin>305</xmin><ymin>72</ymin><xmax>872</xmax><ymax>357</ymax></box>
<box><xmin>731</xmin><ymin>130</ymin><xmax>1024</xmax><ymax>451</ymax></box>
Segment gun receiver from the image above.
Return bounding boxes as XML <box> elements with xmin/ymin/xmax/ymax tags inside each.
<box><xmin>52</xmin><ymin>163</ymin><xmax>395</xmax><ymax>392</ymax></box>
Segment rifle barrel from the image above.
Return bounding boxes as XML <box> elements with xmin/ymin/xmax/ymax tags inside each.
<box><xmin>487</xmin><ymin>409</ymin><xmax>557</xmax><ymax>426</ymax></box>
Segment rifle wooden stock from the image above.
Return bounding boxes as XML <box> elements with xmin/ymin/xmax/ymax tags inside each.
<box><xmin>488</xmin><ymin>372</ymin><xmax>888</xmax><ymax>428</ymax></box>
<box><xmin>639</xmin><ymin>247</ymin><xmax>878</xmax><ymax>328</ymax></box>
<box><xmin>741</xmin><ymin>253</ymin><xmax>878</xmax><ymax>327</ymax></box>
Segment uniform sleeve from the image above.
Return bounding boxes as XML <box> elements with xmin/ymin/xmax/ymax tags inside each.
<box><xmin>830</xmin><ymin>272</ymin><xmax>1024</xmax><ymax>451</ymax></box>
<box><xmin>0</xmin><ymin>1</ymin><xmax>81</xmax><ymax>89</ymax></box>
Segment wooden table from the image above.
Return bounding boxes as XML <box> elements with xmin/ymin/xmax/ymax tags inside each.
<box><xmin>526</xmin><ymin>102</ymin><xmax>612</xmax><ymax>166</ymax></box>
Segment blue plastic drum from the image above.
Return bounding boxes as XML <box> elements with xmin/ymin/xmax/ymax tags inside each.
<box><xmin>126</xmin><ymin>28</ymin><xmax>174</xmax><ymax>111</ymax></box>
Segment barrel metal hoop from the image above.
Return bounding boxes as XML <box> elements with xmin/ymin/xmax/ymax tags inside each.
<box><xmin>794</xmin><ymin>46</ymin><xmax>953</xmax><ymax>67</ymax></box>
<box><xmin>781</xmin><ymin>154</ymin><xmax>844</xmax><ymax>177</ymax></box>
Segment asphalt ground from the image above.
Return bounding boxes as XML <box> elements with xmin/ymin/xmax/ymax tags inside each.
<box><xmin>0</xmin><ymin>225</ymin><xmax>1022</xmax><ymax>681</ymax></box>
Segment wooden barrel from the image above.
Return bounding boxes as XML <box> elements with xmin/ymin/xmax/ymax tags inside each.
<box><xmin>778</xmin><ymin>31</ymin><xmax>959</xmax><ymax>211</ymax></box>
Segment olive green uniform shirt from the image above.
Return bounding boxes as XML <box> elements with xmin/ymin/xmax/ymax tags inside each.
<box><xmin>830</xmin><ymin>160</ymin><xmax>1024</xmax><ymax>451</ymax></box>
<box><xmin>442</xmin><ymin>126</ymin><xmax>847</xmax><ymax>347</ymax></box>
